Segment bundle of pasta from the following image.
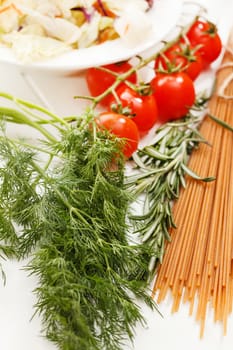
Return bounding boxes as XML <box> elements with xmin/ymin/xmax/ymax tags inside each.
<box><xmin>152</xmin><ymin>35</ymin><xmax>233</xmax><ymax>337</ymax></box>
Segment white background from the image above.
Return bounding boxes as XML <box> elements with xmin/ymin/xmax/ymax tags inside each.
<box><xmin>0</xmin><ymin>1</ymin><xmax>232</xmax><ymax>349</ymax></box>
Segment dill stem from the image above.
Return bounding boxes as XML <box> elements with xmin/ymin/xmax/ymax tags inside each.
<box><xmin>31</xmin><ymin>160</ymin><xmax>94</xmax><ymax>227</ymax></box>
<box><xmin>11</xmin><ymin>138</ymin><xmax>56</xmax><ymax>156</ymax></box>
<box><xmin>0</xmin><ymin>92</ymin><xmax>69</xmax><ymax>127</ymax></box>
<box><xmin>0</xmin><ymin>107</ymin><xmax>57</xmax><ymax>143</ymax></box>
<box><xmin>43</xmin><ymin>154</ymin><xmax>54</xmax><ymax>173</ymax></box>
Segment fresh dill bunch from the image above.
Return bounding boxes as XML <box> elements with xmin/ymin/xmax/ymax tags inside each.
<box><xmin>0</xmin><ymin>110</ymin><xmax>156</xmax><ymax>350</ymax></box>
<box><xmin>0</xmin><ymin>135</ymin><xmax>40</xmax><ymax>258</ymax></box>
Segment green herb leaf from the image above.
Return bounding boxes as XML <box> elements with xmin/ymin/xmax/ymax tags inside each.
<box><xmin>126</xmin><ymin>100</ymin><xmax>215</xmax><ymax>272</ymax></box>
<box><xmin>0</xmin><ymin>101</ymin><xmax>157</xmax><ymax>350</ymax></box>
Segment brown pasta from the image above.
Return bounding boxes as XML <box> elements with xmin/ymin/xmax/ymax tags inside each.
<box><xmin>152</xmin><ymin>45</ymin><xmax>233</xmax><ymax>337</ymax></box>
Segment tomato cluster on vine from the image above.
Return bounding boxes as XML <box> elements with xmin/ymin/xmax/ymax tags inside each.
<box><xmin>85</xmin><ymin>19</ymin><xmax>222</xmax><ymax>158</ymax></box>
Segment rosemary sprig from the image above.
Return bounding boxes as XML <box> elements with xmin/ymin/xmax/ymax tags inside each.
<box><xmin>125</xmin><ymin>98</ymin><xmax>215</xmax><ymax>273</ymax></box>
<box><xmin>0</xmin><ymin>99</ymin><xmax>156</xmax><ymax>350</ymax></box>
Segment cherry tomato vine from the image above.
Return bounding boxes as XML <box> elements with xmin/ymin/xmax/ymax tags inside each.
<box><xmin>82</xmin><ymin>16</ymin><xmax>222</xmax><ymax>158</ymax></box>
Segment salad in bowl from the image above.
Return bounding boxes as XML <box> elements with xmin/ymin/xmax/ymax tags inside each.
<box><xmin>0</xmin><ymin>0</ymin><xmax>154</xmax><ymax>62</ymax></box>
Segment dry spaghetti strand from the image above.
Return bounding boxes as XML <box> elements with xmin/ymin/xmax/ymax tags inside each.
<box><xmin>152</xmin><ymin>39</ymin><xmax>233</xmax><ymax>337</ymax></box>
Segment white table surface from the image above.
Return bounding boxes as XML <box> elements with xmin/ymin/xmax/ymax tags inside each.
<box><xmin>0</xmin><ymin>1</ymin><xmax>232</xmax><ymax>349</ymax></box>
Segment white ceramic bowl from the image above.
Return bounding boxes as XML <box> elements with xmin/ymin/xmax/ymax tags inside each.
<box><xmin>0</xmin><ymin>0</ymin><xmax>182</xmax><ymax>76</ymax></box>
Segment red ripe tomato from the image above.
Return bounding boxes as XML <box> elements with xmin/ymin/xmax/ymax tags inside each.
<box><xmin>154</xmin><ymin>43</ymin><xmax>203</xmax><ymax>80</ymax></box>
<box><xmin>109</xmin><ymin>86</ymin><xmax>158</xmax><ymax>133</ymax></box>
<box><xmin>150</xmin><ymin>72</ymin><xmax>195</xmax><ymax>123</ymax></box>
<box><xmin>86</xmin><ymin>61</ymin><xmax>137</xmax><ymax>106</ymax></box>
<box><xmin>96</xmin><ymin>112</ymin><xmax>139</xmax><ymax>158</ymax></box>
<box><xmin>186</xmin><ymin>20</ymin><xmax>222</xmax><ymax>67</ymax></box>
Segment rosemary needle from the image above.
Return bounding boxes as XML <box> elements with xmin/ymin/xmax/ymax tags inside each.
<box><xmin>126</xmin><ymin>97</ymin><xmax>215</xmax><ymax>273</ymax></box>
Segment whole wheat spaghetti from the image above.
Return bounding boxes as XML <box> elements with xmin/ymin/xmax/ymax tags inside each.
<box><xmin>152</xmin><ymin>37</ymin><xmax>233</xmax><ymax>337</ymax></box>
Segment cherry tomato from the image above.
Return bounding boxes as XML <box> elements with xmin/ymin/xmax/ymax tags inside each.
<box><xmin>154</xmin><ymin>43</ymin><xmax>203</xmax><ymax>80</ymax></box>
<box><xmin>86</xmin><ymin>61</ymin><xmax>137</xmax><ymax>106</ymax></box>
<box><xmin>109</xmin><ymin>86</ymin><xmax>158</xmax><ymax>133</ymax></box>
<box><xmin>150</xmin><ymin>72</ymin><xmax>195</xmax><ymax>123</ymax></box>
<box><xmin>96</xmin><ymin>112</ymin><xmax>139</xmax><ymax>158</ymax></box>
<box><xmin>186</xmin><ymin>20</ymin><xmax>222</xmax><ymax>67</ymax></box>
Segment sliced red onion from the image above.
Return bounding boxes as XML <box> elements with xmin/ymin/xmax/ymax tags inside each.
<box><xmin>146</xmin><ymin>0</ymin><xmax>154</xmax><ymax>9</ymax></box>
<box><xmin>71</xmin><ymin>7</ymin><xmax>92</xmax><ymax>22</ymax></box>
<box><xmin>96</xmin><ymin>0</ymin><xmax>108</xmax><ymax>16</ymax></box>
